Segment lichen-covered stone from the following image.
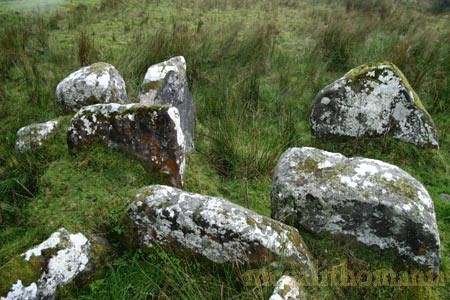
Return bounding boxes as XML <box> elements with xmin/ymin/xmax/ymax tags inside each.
<box><xmin>1</xmin><ymin>228</ymin><xmax>92</xmax><ymax>300</ymax></box>
<box><xmin>67</xmin><ymin>103</ymin><xmax>186</xmax><ymax>187</ymax></box>
<box><xmin>56</xmin><ymin>62</ymin><xmax>129</xmax><ymax>112</ymax></box>
<box><xmin>271</xmin><ymin>147</ymin><xmax>440</xmax><ymax>272</ymax></box>
<box><xmin>15</xmin><ymin>120</ymin><xmax>59</xmax><ymax>152</ymax></box>
<box><xmin>310</xmin><ymin>62</ymin><xmax>438</xmax><ymax>148</ymax></box>
<box><xmin>270</xmin><ymin>275</ymin><xmax>305</xmax><ymax>300</ymax></box>
<box><xmin>139</xmin><ymin>56</ymin><xmax>195</xmax><ymax>151</ymax></box>
<box><xmin>128</xmin><ymin>185</ymin><xmax>314</xmax><ymax>274</ymax></box>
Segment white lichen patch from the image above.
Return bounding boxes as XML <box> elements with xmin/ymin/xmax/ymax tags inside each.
<box><xmin>56</xmin><ymin>62</ymin><xmax>129</xmax><ymax>112</ymax></box>
<box><xmin>129</xmin><ymin>185</ymin><xmax>314</xmax><ymax>274</ymax></box>
<box><xmin>3</xmin><ymin>228</ymin><xmax>91</xmax><ymax>300</ymax></box>
<box><xmin>271</xmin><ymin>147</ymin><xmax>441</xmax><ymax>272</ymax></box>
<box><xmin>269</xmin><ymin>275</ymin><xmax>304</xmax><ymax>300</ymax></box>
<box><xmin>310</xmin><ymin>62</ymin><xmax>438</xmax><ymax>147</ymax></box>
<box><xmin>15</xmin><ymin>120</ymin><xmax>59</xmax><ymax>152</ymax></box>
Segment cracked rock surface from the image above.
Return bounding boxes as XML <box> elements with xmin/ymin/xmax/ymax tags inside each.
<box><xmin>67</xmin><ymin>103</ymin><xmax>186</xmax><ymax>187</ymax></box>
<box><xmin>56</xmin><ymin>62</ymin><xmax>129</xmax><ymax>112</ymax></box>
<box><xmin>139</xmin><ymin>56</ymin><xmax>195</xmax><ymax>151</ymax></box>
<box><xmin>310</xmin><ymin>62</ymin><xmax>438</xmax><ymax>147</ymax></box>
<box><xmin>271</xmin><ymin>147</ymin><xmax>440</xmax><ymax>272</ymax></box>
<box><xmin>128</xmin><ymin>185</ymin><xmax>314</xmax><ymax>274</ymax></box>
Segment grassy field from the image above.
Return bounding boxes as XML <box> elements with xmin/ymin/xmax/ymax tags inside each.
<box><xmin>0</xmin><ymin>0</ymin><xmax>449</xmax><ymax>298</ymax></box>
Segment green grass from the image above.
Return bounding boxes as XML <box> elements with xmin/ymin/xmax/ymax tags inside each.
<box><xmin>0</xmin><ymin>0</ymin><xmax>449</xmax><ymax>298</ymax></box>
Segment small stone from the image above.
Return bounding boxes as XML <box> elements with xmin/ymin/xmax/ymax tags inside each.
<box><xmin>439</xmin><ymin>193</ymin><xmax>450</xmax><ymax>202</ymax></box>
<box><xmin>310</xmin><ymin>62</ymin><xmax>439</xmax><ymax>148</ymax></box>
<box><xmin>271</xmin><ymin>147</ymin><xmax>440</xmax><ymax>272</ymax></box>
<box><xmin>139</xmin><ymin>56</ymin><xmax>195</xmax><ymax>151</ymax></box>
<box><xmin>128</xmin><ymin>185</ymin><xmax>314</xmax><ymax>274</ymax></box>
<box><xmin>1</xmin><ymin>228</ymin><xmax>92</xmax><ymax>300</ymax></box>
<box><xmin>67</xmin><ymin>103</ymin><xmax>186</xmax><ymax>187</ymax></box>
<box><xmin>56</xmin><ymin>62</ymin><xmax>129</xmax><ymax>112</ymax></box>
<box><xmin>15</xmin><ymin>120</ymin><xmax>59</xmax><ymax>152</ymax></box>
<box><xmin>270</xmin><ymin>275</ymin><xmax>305</xmax><ymax>300</ymax></box>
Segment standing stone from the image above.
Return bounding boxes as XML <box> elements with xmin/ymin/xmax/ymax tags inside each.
<box><xmin>310</xmin><ymin>62</ymin><xmax>438</xmax><ymax>148</ymax></box>
<box><xmin>270</xmin><ymin>275</ymin><xmax>305</xmax><ymax>300</ymax></box>
<box><xmin>128</xmin><ymin>185</ymin><xmax>314</xmax><ymax>274</ymax></box>
<box><xmin>56</xmin><ymin>62</ymin><xmax>129</xmax><ymax>112</ymax></box>
<box><xmin>271</xmin><ymin>147</ymin><xmax>440</xmax><ymax>272</ymax></box>
<box><xmin>67</xmin><ymin>103</ymin><xmax>186</xmax><ymax>187</ymax></box>
<box><xmin>0</xmin><ymin>228</ymin><xmax>105</xmax><ymax>300</ymax></box>
<box><xmin>15</xmin><ymin>120</ymin><xmax>59</xmax><ymax>152</ymax></box>
<box><xmin>139</xmin><ymin>56</ymin><xmax>195</xmax><ymax>151</ymax></box>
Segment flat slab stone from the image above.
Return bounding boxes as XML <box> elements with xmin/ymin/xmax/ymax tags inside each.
<box><xmin>310</xmin><ymin>62</ymin><xmax>438</xmax><ymax>147</ymax></box>
<box><xmin>56</xmin><ymin>62</ymin><xmax>129</xmax><ymax>112</ymax></box>
<box><xmin>67</xmin><ymin>103</ymin><xmax>186</xmax><ymax>187</ymax></box>
<box><xmin>271</xmin><ymin>147</ymin><xmax>440</xmax><ymax>272</ymax></box>
<box><xmin>128</xmin><ymin>185</ymin><xmax>314</xmax><ymax>274</ymax></box>
<box><xmin>15</xmin><ymin>120</ymin><xmax>59</xmax><ymax>152</ymax></box>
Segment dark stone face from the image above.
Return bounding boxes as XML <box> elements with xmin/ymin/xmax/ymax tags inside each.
<box><xmin>154</xmin><ymin>71</ymin><xmax>196</xmax><ymax>151</ymax></box>
<box><xmin>67</xmin><ymin>104</ymin><xmax>186</xmax><ymax>188</ymax></box>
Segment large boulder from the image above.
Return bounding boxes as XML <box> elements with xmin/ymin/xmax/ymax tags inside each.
<box><xmin>310</xmin><ymin>62</ymin><xmax>438</xmax><ymax>148</ymax></box>
<box><xmin>56</xmin><ymin>62</ymin><xmax>129</xmax><ymax>112</ymax></box>
<box><xmin>271</xmin><ymin>147</ymin><xmax>440</xmax><ymax>272</ymax></box>
<box><xmin>270</xmin><ymin>275</ymin><xmax>305</xmax><ymax>300</ymax></box>
<box><xmin>67</xmin><ymin>103</ymin><xmax>186</xmax><ymax>187</ymax></box>
<box><xmin>0</xmin><ymin>228</ymin><xmax>107</xmax><ymax>300</ymax></box>
<box><xmin>15</xmin><ymin>120</ymin><xmax>59</xmax><ymax>152</ymax></box>
<box><xmin>139</xmin><ymin>56</ymin><xmax>195</xmax><ymax>151</ymax></box>
<box><xmin>128</xmin><ymin>185</ymin><xmax>314</xmax><ymax>274</ymax></box>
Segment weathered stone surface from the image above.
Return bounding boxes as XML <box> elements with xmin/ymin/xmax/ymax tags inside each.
<box><xmin>1</xmin><ymin>228</ymin><xmax>92</xmax><ymax>300</ymax></box>
<box><xmin>15</xmin><ymin>120</ymin><xmax>59</xmax><ymax>152</ymax></box>
<box><xmin>310</xmin><ymin>62</ymin><xmax>438</xmax><ymax>147</ymax></box>
<box><xmin>439</xmin><ymin>193</ymin><xmax>450</xmax><ymax>202</ymax></box>
<box><xmin>56</xmin><ymin>62</ymin><xmax>129</xmax><ymax>112</ymax></box>
<box><xmin>128</xmin><ymin>185</ymin><xmax>314</xmax><ymax>274</ymax></box>
<box><xmin>139</xmin><ymin>56</ymin><xmax>195</xmax><ymax>151</ymax></box>
<box><xmin>270</xmin><ymin>275</ymin><xmax>305</xmax><ymax>300</ymax></box>
<box><xmin>271</xmin><ymin>147</ymin><xmax>440</xmax><ymax>272</ymax></box>
<box><xmin>67</xmin><ymin>103</ymin><xmax>186</xmax><ymax>187</ymax></box>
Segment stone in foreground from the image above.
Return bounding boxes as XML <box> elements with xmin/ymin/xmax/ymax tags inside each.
<box><xmin>139</xmin><ymin>56</ymin><xmax>195</xmax><ymax>151</ymax></box>
<box><xmin>56</xmin><ymin>62</ymin><xmax>128</xmax><ymax>112</ymax></box>
<box><xmin>15</xmin><ymin>120</ymin><xmax>59</xmax><ymax>152</ymax></box>
<box><xmin>310</xmin><ymin>62</ymin><xmax>438</xmax><ymax>147</ymax></box>
<box><xmin>1</xmin><ymin>228</ymin><xmax>94</xmax><ymax>300</ymax></box>
<box><xmin>271</xmin><ymin>147</ymin><xmax>440</xmax><ymax>272</ymax></box>
<box><xmin>67</xmin><ymin>103</ymin><xmax>186</xmax><ymax>187</ymax></box>
<box><xmin>270</xmin><ymin>275</ymin><xmax>305</xmax><ymax>300</ymax></box>
<box><xmin>128</xmin><ymin>185</ymin><xmax>314</xmax><ymax>274</ymax></box>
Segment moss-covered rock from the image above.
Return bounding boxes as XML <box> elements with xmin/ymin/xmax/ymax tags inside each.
<box><xmin>127</xmin><ymin>185</ymin><xmax>315</xmax><ymax>276</ymax></box>
<box><xmin>271</xmin><ymin>147</ymin><xmax>440</xmax><ymax>272</ymax></box>
<box><xmin>310</xmin><ymin>62</ymin><xmax>438</xmax><ymax>148</ymax></box>
<box><xmin>15</xmin><ymin>119</ymin><xmax>60</xmax><ymax>152</ymax></box>
<box><xmin>56</xmin><ymin>62</ymin><xmax>129</xmax><ymax>112</ymax></box>
<box><xmin>67</xmin><ymin>103</ymin><xmax>187</xmax><ymax>187</ymax></box>
<box><xmin>0</xmin><ymin>228</ymin><xmax>107</xmax><ymax>300</ymax></box>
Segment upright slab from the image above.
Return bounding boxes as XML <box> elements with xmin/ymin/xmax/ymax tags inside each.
<box><xmin>67</xmin><ymin>103</ymin><xmax>186</xmax><ymax>187</ymax></box>
<box><xmin>271</xmin><ymin>147</ymin><xmax>440</xmax><ymax>272</ymax></box>
<box><xmin>139</xmin><ymin>56</ymin><xmax>195</xmax><ymax>151</ymax></box>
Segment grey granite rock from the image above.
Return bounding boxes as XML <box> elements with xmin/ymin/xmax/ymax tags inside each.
<box><xmin>15</xmin><ymin>120</ymin><xmax>59</xmax><ymax>152</ymax></box>
<box><xmin>271</xmin><ymin>147</ymin><xmax>440</xmax><ymax>272</ymax></box>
